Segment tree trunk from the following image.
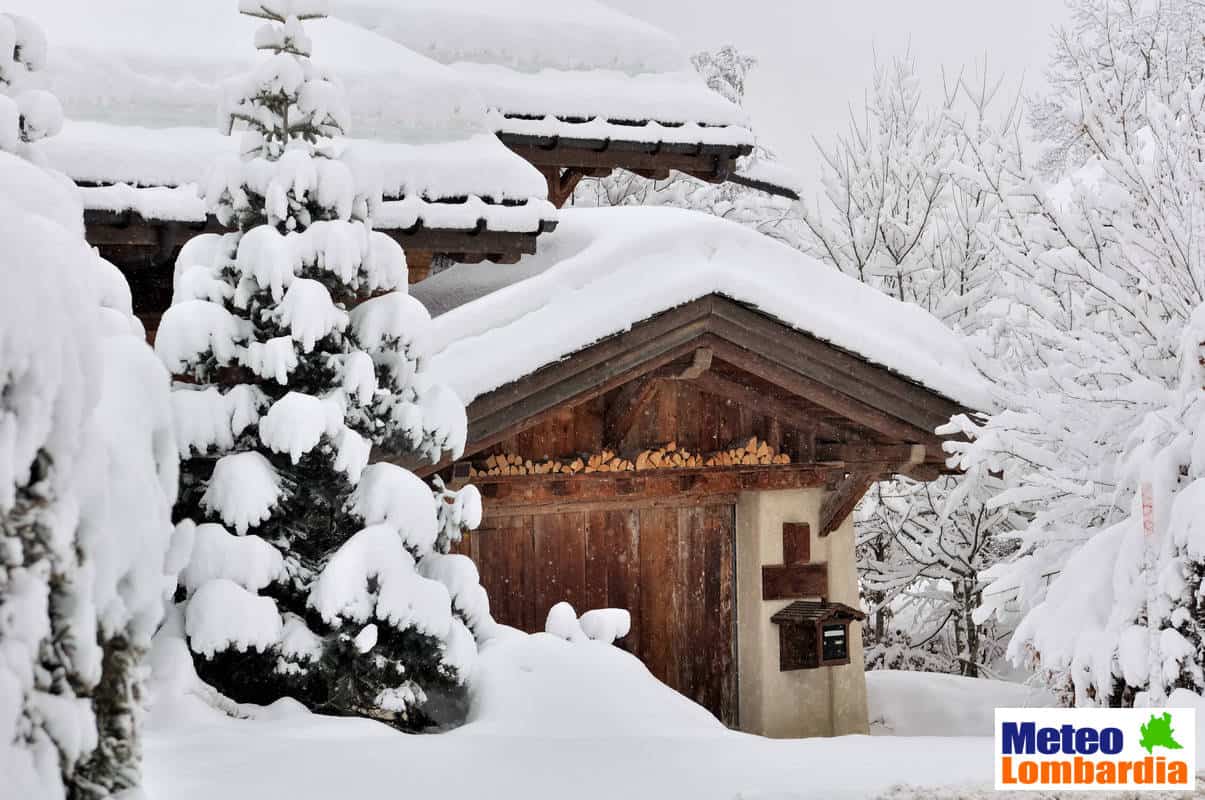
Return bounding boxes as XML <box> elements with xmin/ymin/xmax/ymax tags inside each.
<box><xmin>70</xmin><ymin>635</ymin><xmax>143</xmax><ymax>800</ymax></box>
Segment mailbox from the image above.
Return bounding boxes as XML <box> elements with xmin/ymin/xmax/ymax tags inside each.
<box><xmin>770</xmin><ymin>601</ymin><xmax>866</xmax><ymax>671</ymax></box>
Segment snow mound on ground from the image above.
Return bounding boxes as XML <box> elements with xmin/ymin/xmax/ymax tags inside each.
<box><xmin>466</xmin><ymin>631</ymin><xmax>722</xmax><ymax>737</ymax></box>
<box><xmin>866</xmin><ymin>670</ymin><xmax>1055</xmax><ymax>737</ymax></box>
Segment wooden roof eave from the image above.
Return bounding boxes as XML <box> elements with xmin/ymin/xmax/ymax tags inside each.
<box><xmin>498</xmin><ymin>131</ymin><xmax>786</xmax><ymax>206</ymax></box>
<box><xmin>84</xmin><ymin>209</ymin><xmax>555</xmax><ymax>265</ymax></box>
<box><xmin>398</xmin><ymin>294</ymin><xmax>974</xmax><ymax>479</ymax></box>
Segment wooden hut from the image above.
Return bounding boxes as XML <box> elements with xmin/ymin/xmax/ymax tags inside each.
<box><xmin>407</xmin><ymin>206</ymin><xmax>988</xmax><ymax>737</ymax></box>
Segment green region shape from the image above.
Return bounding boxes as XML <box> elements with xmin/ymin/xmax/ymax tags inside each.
<box><xmin>1139</xmin><ymin>712</ymin><xmax>1185</xmax><ymax>755</ymax></box>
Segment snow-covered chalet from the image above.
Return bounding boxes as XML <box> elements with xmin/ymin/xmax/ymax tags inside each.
<box><xmin>20</xmin><ymin>0</ymin><xmax>987</xmax><ymax>738</ymax></box>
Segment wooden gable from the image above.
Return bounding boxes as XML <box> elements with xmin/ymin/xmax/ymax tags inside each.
<box><xmin>414</xmin><ymin>294</ymin><xmax>967</xmax><ymax>507</ymax></box>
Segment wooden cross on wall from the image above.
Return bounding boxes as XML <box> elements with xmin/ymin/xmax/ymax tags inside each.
<box><xmin>761</xmin><ymin>522</ymin><xmax>829</xmax><ymax>601</ymax></box>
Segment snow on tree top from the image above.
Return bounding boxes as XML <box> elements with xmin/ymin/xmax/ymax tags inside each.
<box><xmin>413</xmin><ymin>206</ymin><xmax>992</xmax><ymax>411</ymax></box>
<box><xmin>5</xmin><ymin>0</ymin><xmax>487</xmax><ymax>143</ymax></box>
<box><xmin>332</xmin><ymin>0</ymin><xmax>752</xmax><ymax>147</ymax></box>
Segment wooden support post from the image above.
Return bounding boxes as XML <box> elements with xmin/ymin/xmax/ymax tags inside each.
<box><xmin>407</xmin><ymin>250</ymin><xmax>434</xmax><ymax>284</ymax></box>
<box><xmin>540</xmin><ymin>167</ymin><xmax>611</xmax><ymax>208</ymax></box>
<box><xmin>448</xmin><ymin>461</ymin><xmax>473</xmax><ymax>490</ymax></box>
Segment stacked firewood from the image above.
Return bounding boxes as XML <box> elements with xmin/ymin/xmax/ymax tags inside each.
<box><xmin>468</xmin><ymin>438</ymin><xmax>790</xmax><ymax>478</ymax></box>
<box><xmin>703</xmin><ymin>437</ymin><xmax>792</xmax><ymax>467</ymax></box>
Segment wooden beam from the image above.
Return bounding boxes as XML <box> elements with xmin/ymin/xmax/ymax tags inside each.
<box><xmin>501</xmin><ymin>137</ymin><xmax>748</xmax><ymax>183</ymax></box>
<box><xmin>816</xmin><ymin>443</ymin><xmax>925</xmax><ymax>463</ymax></box>
<box><xmin>473</xmin><ymin>463</ymin><xmax>843</xmax><ymax>511</ymax></box>
<box><xmin>761</xmin><ymin>563</ymin><xmax>829</xmax><ymax>600</ymax></box>
<box><xmin>484</xmin><ymin>492</ymin><xmax>740</xmax><ymax>520</ymax></box>
<box><xmin>668</xmin><ymin>347</ymin><xmax>713</xmax><ymax>380</ymax></box>
<box><xmin>813</xmin><ymin>443</ymin><xmax>930</xmax><ymax>476</ymax></box>
<box><xmin>603</xmin><ymin>375</ymin><xmax>662</xmax><ymax>451</ymax></box>
<box><xmin>819</xmin><ymin>472</ymin><xmax>877</xmax><ymax>537</ymax></box>
<box><xmin>85</xmin><ymin>210</ymin><xmax>549</xmax><ymax>267</ymax></box>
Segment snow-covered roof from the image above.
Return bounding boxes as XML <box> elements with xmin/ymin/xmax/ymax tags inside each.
<box><xmin>39</xmin><ymin>121</ymin><xmax>556</xmax><ymax>232</ymax></box>
<box><xmin>7</xmin><ymin>0</ymin><xmax>488</xmax><ymax>144</ymax></box>
<box><xmin>333</xmin><ymin>0</ymin><xmax>754</xmax><ymax>149</ymax></box>
<box><xmin>413</xmin><ymin>207</ymin><xmax>991</xmax><ymax>411</ymax></box>
<box><xmin>333</xmin><ymin>0</ymin><xmax>684</xmax><ymax>75</ymax></box>
<box><xmin>13</xmin><ymin>0</ymin><xmax>559</xmax><ymax>232</ymax></box>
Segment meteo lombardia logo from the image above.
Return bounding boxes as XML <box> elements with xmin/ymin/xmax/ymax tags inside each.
<box><xmin>995</xmin><ymin>707</ymin><xmax>1196</xmax><ymax>791</ymax></box>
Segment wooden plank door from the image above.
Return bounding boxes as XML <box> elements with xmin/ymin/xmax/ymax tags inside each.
<box><xmin>458</xmin><ymin>500</ymin><xmax>738</xmax><ymax>726</ymax></box>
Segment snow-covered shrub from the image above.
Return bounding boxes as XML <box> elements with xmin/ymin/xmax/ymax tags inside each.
<box><xmin>1</xmin><ymin>15</ymin><xmax>179</xmax><ymax>798</ymax></box>
<box><xmin>158</xmin><ymin>2</ymin><xmax>488</xmax><ymax>730</ymax></box>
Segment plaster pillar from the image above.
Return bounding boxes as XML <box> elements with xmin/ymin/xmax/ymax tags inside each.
<box><xmin>735</xmin><ymin>488</ymin><xmax>869</xmax><ymax>738</ymax></box>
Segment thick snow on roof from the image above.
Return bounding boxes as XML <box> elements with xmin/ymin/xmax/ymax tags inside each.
<box><xmin>333</xmin><ymin>0</ymin><xmax>753</xmax><ymax>147</ymax></box>
<box><xmin>331</xmin><ymin>0</ymin><xmax>683</xmax><ymax>74</ymax></box>
<box><xmin>414</xmin><ymin>207</ymin><xmax>991</xmax><ymax>412</ymax></box>
<box><xmin>39</xmin><ymin>121</ymin><xmax>555</xmax><ymax>230</ymax></box>
<box><xmin>40</xmin><ymin>121</ymin><xmax>548</xmax><ymax>200</ymax></box>
<box><xmin>6</xmin><ymin>0</ymin><xmax>487</xmax><ymax>143</ymax></box>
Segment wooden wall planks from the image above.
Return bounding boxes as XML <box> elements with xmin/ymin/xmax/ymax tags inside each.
<box><xmin>457</xmin><ymin>498</ymin><xmax>737</xmax><ymax>726</ymax></box>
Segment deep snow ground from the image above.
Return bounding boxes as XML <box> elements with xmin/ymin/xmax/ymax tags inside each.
<box><xmin>866</xmin><ymin>669</ymin><xmax>1055</xmax><ymax>737</ymax></box>
<box><xmin>142</xmin><ymin>631</ymin><xmax>1054</xmax><ymax>800</ymax></box>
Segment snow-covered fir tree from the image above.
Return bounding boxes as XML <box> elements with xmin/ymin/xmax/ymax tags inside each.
<box><xmin>949</xmin><ymin>0</ymin><xmax>1205</xmax><ymax>703</ymax></box>
<box><xmin>155</xmin><ymin>0</ymin><xmax>490</xmax><ymax>729</ymax></box>
<box><xmin>1</xmin><ymin>12</ymin><xmax>180</xmax><ymax>798</ymax></box>
<box><xmin>800</xmin><ymin>55</ymin><xmax>1022</xmax><ymax>676</ymax></box>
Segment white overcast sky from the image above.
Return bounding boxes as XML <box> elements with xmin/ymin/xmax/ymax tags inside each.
<box><xmin>605</xmin><ymin>0</ymin><xmax>1070</xmax><ymax>186</ymax></box>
